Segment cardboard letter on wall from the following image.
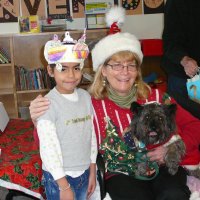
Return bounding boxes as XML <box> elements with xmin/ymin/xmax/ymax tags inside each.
<box><xmin>47</xmin><ymin>0</ymin><xmax>70</xmax><ymax>19</ymax></box>
<box><xmin>0</xmin><ymin>0</ymin><xmax>19</xmax><ymax>23</ymax></box>
<box><xmin>21</xmin><ymin>0</ymin><xmax>46</xmax><ymax>18</ymax></box>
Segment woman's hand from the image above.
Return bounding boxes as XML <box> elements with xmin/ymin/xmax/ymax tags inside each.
<box><xmin>147</xmin><ymin>146</ymin><xmax>167</xmax><ymax>165</ymax></box>
<box><xmin>29</xmin><ymin>94</ymin><xmax>50</xmax><ymax>125</ymax></box>
<box><xmin>87</xmin><ymin>164</ymin><xmax>96</xmax><ymax>199</ymax></box>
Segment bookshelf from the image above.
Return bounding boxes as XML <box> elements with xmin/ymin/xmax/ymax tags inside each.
<box><xmin>0</xmin><ymin>29</ymin><xmax>108</xmax><ymax>118</ymax></box>
<box><xmin>0</xmin><ymin>35</ymin><xmax>18</xmax><ymax>118</ymax></box>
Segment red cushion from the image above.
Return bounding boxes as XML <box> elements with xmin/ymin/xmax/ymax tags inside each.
<box><xmin>141</xmin><ymin>39</ymin><xmax>163</xmax><ymax>56</ymax></box>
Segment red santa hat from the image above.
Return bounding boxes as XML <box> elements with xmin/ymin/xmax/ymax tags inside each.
<box><xmin>91</xmin><ymin>6</ymin><xmax>143</xmax><ymax>72</ymax></box>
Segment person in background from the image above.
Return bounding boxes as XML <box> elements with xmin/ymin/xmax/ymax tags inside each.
<box><xmin>36</xmin><ymin>32</ymin><xmax>97</xmax><ymax>200</ymax></box>
<box><xmin>161</xmin><ymin>0</ymin><xmax>200</xmax><ymax>119</ymax></box>
<box><xmin>30</xmin><ymin>6</ymin><xmax>200</xmax><ymax>200</ymax></box>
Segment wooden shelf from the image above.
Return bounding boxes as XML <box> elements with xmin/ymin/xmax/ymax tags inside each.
<box><xmin>17</xmin><ymin>89</ymin><xmax>50</xmax><ymax>94</ymax></box>
<box><xmin>8</xmin><ymin>112</ymin><xmax>18</xmax><ymax>119</ymax></box>
<box><xmin>0</xmin><ymin>63</ymin><xmax>12</xmax><ymax>67</ymax></box>
<box><xmin>0</xmin><ymin>88</ymin><xmax>14</xmax><ymax>95</ymax></box>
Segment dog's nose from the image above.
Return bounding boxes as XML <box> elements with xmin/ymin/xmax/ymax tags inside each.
<box><xmin>150</xmin><ymin>122</ymin><xmax>156</xmax><ymax>131</ymax></box>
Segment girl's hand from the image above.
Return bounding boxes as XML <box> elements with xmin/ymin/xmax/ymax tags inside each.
<box><xmin>147</xmin><ymin>146</ymin><xmax>167</xmax><ymax>165</ymax></box>
<box><xmin>60</xmin><ymin>188</ymin><xmax>74</xmax><ymax>200</ymax></box>
<box><xmin>29</xmin><ymin>94</ymin><xmax>50</xmax><ymax>125</ymax></box>
<box><xmin>87</xmin><ymin>164</ymin><xmax>96</xmax><ymax>199</ymax></box>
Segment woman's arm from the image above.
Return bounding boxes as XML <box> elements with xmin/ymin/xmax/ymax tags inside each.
<box><xmin>29</xmin><ymin>94</ymin><xmax>50</xmax><ymax>126</ymax></box>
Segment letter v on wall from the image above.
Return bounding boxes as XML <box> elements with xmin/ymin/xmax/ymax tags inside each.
<box><xmin>21</xmin><ymin>0</ymin><xmax>46</xmax><ymax>18</ymax></box>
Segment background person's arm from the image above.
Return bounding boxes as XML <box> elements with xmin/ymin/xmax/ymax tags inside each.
<box><xmin>162</xmin><ymin>0</ymin><xmax>188</xmax><ymax>64</ymax></box>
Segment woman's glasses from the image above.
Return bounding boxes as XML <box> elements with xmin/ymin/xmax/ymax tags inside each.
<box><xmin>107</xmin><ymin>63</ymin><xmax>137</xmax><ymax>72</ymax></box>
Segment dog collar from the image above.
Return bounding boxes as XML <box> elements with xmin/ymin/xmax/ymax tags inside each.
<box><xmin>147</xmin><ymin>132</ymin><xmax>178</xmax><ymax>150</ymax></box>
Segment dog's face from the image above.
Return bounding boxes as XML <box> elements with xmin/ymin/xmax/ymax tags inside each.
<box><xmin>130</xmin><ymin>102</ymin><xmax>177</xmax><ymax>146</ymax></box>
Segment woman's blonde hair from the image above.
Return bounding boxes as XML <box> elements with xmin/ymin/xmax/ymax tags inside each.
<box><xmin>88</xmin><ymin>50</ymin><xmax>151</xmax><ymax>99</ymax></box>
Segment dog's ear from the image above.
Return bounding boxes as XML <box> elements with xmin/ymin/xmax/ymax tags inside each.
<box><xmin>164</xmin><ymin>103</ymin><xmax>177</xmax><ymax>117</ymax></box>
<box><xmin>163</xmin><ymin>104</ymin><xmax>177</xmax><ymax>132</ymax></box>
<box><xmin>130</xmin><ymin>102</ymin><xmax>142</xmax><ymax>114</ymax></box>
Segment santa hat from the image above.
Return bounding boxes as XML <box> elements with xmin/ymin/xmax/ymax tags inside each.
<box><xmin>91</xmin><ymin>6</ymin><xmax>143</xmax><ymax>72</ymax></box>
<box><xmin>44</xmin><ymin>30</ymin><xmax>89</xmax><ymax>71</ymax></box>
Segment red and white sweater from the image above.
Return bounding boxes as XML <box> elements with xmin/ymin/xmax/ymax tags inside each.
<box><xmin>92</xmin><ymin>89</ymin><xmax>200</xmax><ymax>169</ymax></box>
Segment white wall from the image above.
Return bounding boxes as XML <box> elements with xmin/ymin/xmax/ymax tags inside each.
<box><xmin>123</xmin><ymin>14</ymin><xmax>164</xmax><ymax>39</ymax></box>
<box><xmin>0</xmin><ymin>13</ymin><xmax>164</xmax><ymax>39</ymax></box>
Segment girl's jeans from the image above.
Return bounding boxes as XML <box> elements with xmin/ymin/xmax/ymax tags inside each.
<box><xmin>43</xmin><ymin>169</ymin><xmax>89</xmax><ymax>200</ymax></box>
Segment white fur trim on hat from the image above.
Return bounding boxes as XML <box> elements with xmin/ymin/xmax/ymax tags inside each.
<box><xmin>91</xmin><ymin>32</ymin><xmax>143</xmax><ymax>72</ymax></box>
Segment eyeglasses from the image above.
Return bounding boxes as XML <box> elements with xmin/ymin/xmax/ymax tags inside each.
<box><xmin>106</xmin><ymin>63</ymin><xmax>137</xmax><ymax>72</ymax></box>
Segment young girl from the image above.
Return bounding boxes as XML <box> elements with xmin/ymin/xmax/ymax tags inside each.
<box><xmin>37</xmin><ymin>32</ymin><xmax>97</xmax><ymax>200</ymax></box>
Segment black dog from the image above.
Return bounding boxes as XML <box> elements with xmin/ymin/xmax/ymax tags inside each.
<box><xmin>130</xmin><ymin>102</ymin><xmax>186</xmax><ymax>175</ymax></box>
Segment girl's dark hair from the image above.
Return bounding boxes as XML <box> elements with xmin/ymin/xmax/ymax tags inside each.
<box><xmin>48</xmin><ymin>64</ymin><xmax>56</xmax><ymax>89</ymax></box>
<box><xmin>50</xmin><ymin>64</ymin><xmax>56</xmax><ymax>68</ymax></box>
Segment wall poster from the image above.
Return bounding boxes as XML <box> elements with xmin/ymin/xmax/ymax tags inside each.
<box><xmin>85</xmin><ymin>0</ymin><xmax>115</xmax><ymax>29</ymax></box>
<box><xmin>121</xmin><ymin>0</ymin><xmax>142</xmax><ymax>15</ymax></box>
<box><xmin>143</xmin><ymin>0</ymin><xmax>164</xmax><ymax>14</ymax></box>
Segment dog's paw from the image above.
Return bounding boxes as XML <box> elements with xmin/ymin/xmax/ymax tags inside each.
<box><xmin>165</xmin><ymin>154</ymin><xmax>179</xmax><ymax>175</ymax></box>
<box><xmin>135</xmin><ymin>163</ymin><xmax>147</xmax><ymax>176</ymax></box>
<box><xmin>168</xmin><ymin>166</ymin><xmax>178</xmax><ymax>175</ymax></box>
<box><xmin>188</xmin><ymin>168</ymin><xmax>200</xmax><ymax>179</ymax></box>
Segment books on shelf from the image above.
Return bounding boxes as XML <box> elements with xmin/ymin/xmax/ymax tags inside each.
<box><xmin>0</xmin><ymin>47</ymin><xmax>10</xmax><ymax>64</ymax></box>
<box><xmin>15</xmin><ymin>66</ymin><xmax>52</xmax><ymax>91</ymax></box>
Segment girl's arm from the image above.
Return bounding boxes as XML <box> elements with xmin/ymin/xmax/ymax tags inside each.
<box><xmin>37</xmin><ymin>120</ymin><xmax>65</xmax><ymax>179</ymax></box>
<box><xmin>37</xmin><ymin>119</ymin><xmax>74</xmax><ymax>200</ymax></box>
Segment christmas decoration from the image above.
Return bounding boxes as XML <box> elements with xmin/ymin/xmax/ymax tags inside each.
<box><xmin>100</xmin><ymin>117</ymin><xmax>159</xmax><ymax>180</ymax></box>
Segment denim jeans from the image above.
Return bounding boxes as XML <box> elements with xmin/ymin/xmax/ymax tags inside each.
<box><xmin>43</xmin><ymin>169</ymin><xmax>89</xmax><ymax>200</ymax></box>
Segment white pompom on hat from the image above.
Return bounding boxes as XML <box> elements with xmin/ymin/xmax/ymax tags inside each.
<box><xmin>106</xmin><ymin>6</ymin><xmax>125</xmax><ymax>30</ymax></box>
<box><xmin>92</xmin><ymin>32</ymin><xmax>143</xmax><ymax>71</ymax></box>
<box><xmin>91</xmin><ymin>6</ymin><xmax>143</xmax><ymax>72</ymax></box>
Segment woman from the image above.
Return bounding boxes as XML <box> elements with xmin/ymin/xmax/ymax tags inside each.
<box><xmin>30</xmin><ymin>7</ymin><xmax>200</xmax><ymax>200</ymax></box>
<box><xmin>30</xmin><ymin>32</ymin><xmax>200</xmax><ymax>200</ymax></box>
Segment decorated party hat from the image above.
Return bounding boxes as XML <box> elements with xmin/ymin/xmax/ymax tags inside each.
<box><xmin>44</xmin><ymin>30</ymin><xmax>89</xmax><ymax>69</ymax></box>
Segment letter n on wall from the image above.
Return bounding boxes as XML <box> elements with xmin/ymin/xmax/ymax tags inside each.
<box><xmin>0</xmin><ymin>0</ymin><xmax>19</xmax><ymax>22</ymax></box>
<box><xmin>72</xmin><ymin>0</ymin><xmax>85</xmax><ymax>18</ymax></box>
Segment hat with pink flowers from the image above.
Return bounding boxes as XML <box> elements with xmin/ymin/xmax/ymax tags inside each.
<box><xmin>44</xmin><ymin>30</ymin><xmax>89</xmax><ymax>70</ymax></box>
